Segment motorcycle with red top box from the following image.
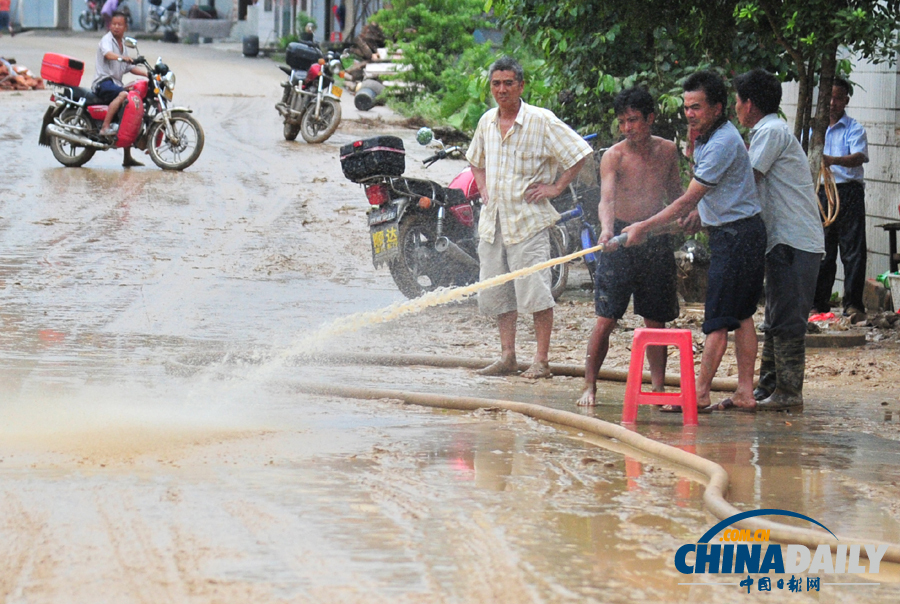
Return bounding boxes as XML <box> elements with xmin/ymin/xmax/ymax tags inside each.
<box><xmin>340</xmin><ymin>128</ymin><xmax>568</xmax><ymax>299</ymax></box>
<box><xmin>38</xmin><ymin>38</ymin><xmax>204</xmax><ymax>171</ymax></box>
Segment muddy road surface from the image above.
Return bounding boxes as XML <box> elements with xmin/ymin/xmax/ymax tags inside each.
<box><xmin>1</xmin><ymin>33</ymin><xmax>899</xmax><ymax>603</ymax></box>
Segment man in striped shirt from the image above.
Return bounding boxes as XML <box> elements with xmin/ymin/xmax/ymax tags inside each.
<box><xmin>466</xmin><ymin>56</ymin><xmax>592</xmax><ymax>379</ymax></box>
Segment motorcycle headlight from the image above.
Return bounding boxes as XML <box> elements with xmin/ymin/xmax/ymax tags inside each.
<box><xmin>163</xmin><ymin>71</ymin><xmax>176</xmax><ymax>91</ymax></box>
<box><xmin>328</xmin><ymin>58</ymin><xmax>343</xmax><ymax>75</ymax></box>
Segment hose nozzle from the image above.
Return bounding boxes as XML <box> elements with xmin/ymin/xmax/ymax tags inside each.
<box><xmin>603</xmin><ymin>232</ymin><xmax>628</xmax><ymax>253</ymax></box>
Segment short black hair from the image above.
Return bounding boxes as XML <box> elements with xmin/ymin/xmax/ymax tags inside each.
<box><xmin>733</xmin><ymin>69</ymin><xmax>782</xmax><ymax>115</ymax></box>
<box><xmin>613</xmin><ymin>87</ymin><xmax>656</xmax><ymax>118</ymax></box>
<box><xmin>683</xmin><ymin>71</ymin><xmax>728</xmax><ymax>111</ymax></box>
<box><xmin>833</xmin><ymin>76</ymin><xmax>853</xmax><ymax>97</ymax></box>
<box><xmin>488</xmin><ymin>56</ymin><xmax>524</xmax><ymax>83</ymax></box>
<box><xmin>111</xmin><ymin>10</ymin><xmax>128</xmax><ymax>21</ymax></box>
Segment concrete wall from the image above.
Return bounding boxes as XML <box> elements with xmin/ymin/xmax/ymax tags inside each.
<box><xmin>783</xmin><ymin>52</ymin><xmax>900</xmax><ymax>291</ymax></box>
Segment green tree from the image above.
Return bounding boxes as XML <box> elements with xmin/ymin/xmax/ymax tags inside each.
<box><xmin>370</xmin><ymin>0</ymin><xmax>487</xmax><ymax>95</ymax></box>
<box><xmin>489</xmin><ymin>0</ymin><xmax>789</xmax><ymax>143</ymax></box>
<box><xmin>735</xmin><ymin>0</ymin><xmax>900</xmax><ymax>173</ymax></box>
<box><xmin>492</xmin><ymin>0</ymin><xmax>900</xmax><ymax>173</ymax></box>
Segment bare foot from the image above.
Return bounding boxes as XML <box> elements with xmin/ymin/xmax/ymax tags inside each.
<box><xmin>576</xmin><ymin>388</ymin><xmax>596</xmax><ymax>407</ymax></box>
<box><xmin>731</xmin><ymin>395</ymin><xmax>757</xmax><ymax>411</ymax></box>
<box><xmin>123</xmin><ymin>158</ymin><xmax>144</xmax><ymax>168</ymax></box>
<box><xmin>521</xmin><ymin>361</ymin><xmax>551</xmax><ymax>379</ymax></box>
<box><xmin>476</xmin><ymin>357</ymin><xmax>518</xmax><ymax>376</ymax></box>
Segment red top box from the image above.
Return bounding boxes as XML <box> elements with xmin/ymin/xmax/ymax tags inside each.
<box><xmin>41</xmin><ymin>53</ymin><xmax>85</xmax><ymax>86</ymax></box>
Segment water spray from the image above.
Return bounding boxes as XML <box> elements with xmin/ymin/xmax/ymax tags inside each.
<box><xmin>285</xmin><ymin>233</ymin><xmax>628</xmax><ymax>354</ymax></box>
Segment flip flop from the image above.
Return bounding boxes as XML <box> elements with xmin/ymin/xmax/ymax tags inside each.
<box><xmin>700</xmin><ymin>398</ymin><xmax>757</xmax><ymax>413</ymax></box>
<box><xmin>659</xmin><ymin>405</ymin><xmax>682</xmax><ymax>413</ymax></box>
<box><xmin>700</xmin><ymin>398</ymin><xmax>735</xmax><ymax>413</ymax></box>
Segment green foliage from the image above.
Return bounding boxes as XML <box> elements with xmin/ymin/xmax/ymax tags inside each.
<box><xmin>295</xmin><ymin>11</ymin><xmax>316</xmax><ymax>33</ymax></box>
<box><xmin>488</xmin><ymin>1</ymin><xmax>766</xmax><ymax>145</ymax></box>
<box><xmin>277</xmin><ymin>34</ymin><xmax>300</xmax><ymax>50</ymax></box>
<box><xmin>370</xmin><ymin>0</ymin><xmax>486</xmax><ymax>95</ymax></box>
<box><xmin>436</xmin><ymin>39</ymin><xmax>555</xmax><ymax>133</ymax></box>
<box><xmin>375</xmin><ymin>0</ymin><xmax>900</xmax><ymax>147</ymax></box>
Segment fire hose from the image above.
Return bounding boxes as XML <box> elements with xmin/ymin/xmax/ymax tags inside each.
<box><xmin>291</xmin><ymin>380</ymin><xmax>900</xmax><ymax>565</ymax></box>
<box><xmin>816</xmin><ymin>162</ymin><xmax>840</xmax><ymax>228</ymax></box>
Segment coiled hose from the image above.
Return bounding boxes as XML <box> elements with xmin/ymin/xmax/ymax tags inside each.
<box><xmin>817</xmin><ymin>162</ymin><xmax>840</xmax><ymax>227</ymax></box>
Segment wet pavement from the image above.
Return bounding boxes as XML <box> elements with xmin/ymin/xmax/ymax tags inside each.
<box><xmin>1</xmin><ymin>32</ymin><xmax>899</xmax><ymax>603</ymax></box>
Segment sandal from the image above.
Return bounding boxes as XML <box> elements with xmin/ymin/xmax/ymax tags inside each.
<box><xmin>659</xmin><ymin>405</ymin><xmax>682</xmax><ymax>413</ymax></box>
<box><xmin>700</xmin><ymin>397</ymin><xmax>757</xmax><ymax>413</ymax></box>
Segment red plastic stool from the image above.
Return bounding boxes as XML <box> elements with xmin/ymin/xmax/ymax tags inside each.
<box><xmin>622</xmin><ymin>328</ymin><xmax>698</xmax><ymax>426</ymax></box>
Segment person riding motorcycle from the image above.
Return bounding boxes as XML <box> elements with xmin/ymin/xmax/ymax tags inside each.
<box><xmin>92</xmin><ymin>11</ymin><xmax>147</xmax><ymax>167</ymax></box>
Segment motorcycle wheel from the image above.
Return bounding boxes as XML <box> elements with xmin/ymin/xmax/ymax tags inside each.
<box><xmin>49</xmin><ymin>109</ymin><xmax>96</xmax><ymax>168</ymax></box>
<box><xmin>284</xmin><ymin>121</ymin><xmax>301</xmax><ymax>141</ymax></box>
<box><xmin>78</xmin><ymin>12</ymin><xmax>93</xmax><ymax>30</ymax></box>
<box><xmin>147</xmin><ymin>112</ymin><xmax>205</xmax><ymax>171</ymax></box>
<box><xmin>299</xmin><ymin>98</ymin><xmax>341</xmax><ymax>144</ymax></box>
<box><xmin>549</xmin><ymin>225</ymin><xmax>569</xmax><ymax>300</ymax></box>
<box><xmin>388</xmin><ymin>213</ymin><xmax>454</xmax><ymax>299</ymax></box>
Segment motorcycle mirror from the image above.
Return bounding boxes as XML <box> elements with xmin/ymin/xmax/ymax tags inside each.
<box><xmin>416</xmin><ymin>127</ymin><xmax>434</xmax><ymax>146</ymax></box>
<box><xmin>124</xmin><ymin>37</ymin><xmax>138</xmax><ymax>49</ymax></box>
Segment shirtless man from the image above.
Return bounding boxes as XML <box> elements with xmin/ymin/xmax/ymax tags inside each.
<box><xmin>577</xmin><ymin>87</ymin><xmax>682</xmax><ymax>407</ymax></box>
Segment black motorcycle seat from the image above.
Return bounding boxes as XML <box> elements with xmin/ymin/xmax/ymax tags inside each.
<box><xmin>60</xmin><ymin>85</ymin><xmax>102</xmax><ymax>106</ymax></box>
<box><xmin>445</xmin><ymin>188</ymin><xmax>467</xmax><ymax>206</ymax></box>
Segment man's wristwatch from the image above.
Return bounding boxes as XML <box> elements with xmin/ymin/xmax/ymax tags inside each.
<box><xmin>117</xmin><ymin>56</ymin><xmax>123</xmax><ymax>62</ymax></box>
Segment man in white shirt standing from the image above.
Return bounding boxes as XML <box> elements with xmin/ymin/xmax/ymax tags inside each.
<box><xmin>812</xmin><ymin>77</ymin><xmax>869</xmax><ymax>319</ymax></box>
<box><xmin>734</xmin><ymin>69</ymin><xmax>825</xmax><ymax>412</ymax></box>
<box><xmin>466</xmin><ymin>56</ymin><xmax>592</xmax><ymax>379</ymax></box>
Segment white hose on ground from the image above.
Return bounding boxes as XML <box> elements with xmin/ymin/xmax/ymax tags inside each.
<box><xmin>291</xmin><ymin>381</ymin><xmax>900</xmax><ymax>565</ymax></box>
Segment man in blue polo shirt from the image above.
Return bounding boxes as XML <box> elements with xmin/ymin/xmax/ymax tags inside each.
<box><xmin>623</xmin><ymin>71</ymin><xmax>766</xmax><ymax>413</ymax></box>
<box><xmin>812</xmin><ymin>77</ymin><xmax>869</xmax><ymax>319</ymax></box>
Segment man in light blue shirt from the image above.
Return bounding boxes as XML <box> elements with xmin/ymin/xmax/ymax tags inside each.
<box><xmin>734</xmin><ymin>69</ymin><xmax>825</xmax><ymax>412</ymax></box>
<box><xmin>813</xmin><ymin>77</ymin><xmax>869</xmax><ymax>317</ymax></box>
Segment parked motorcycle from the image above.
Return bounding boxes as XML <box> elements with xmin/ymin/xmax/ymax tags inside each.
<box><xmin>147</xmin><ymin>0</ymin><xmax>181</xmax><ymax>32</ymax></box>
<box><xmin>79</xmin><ymin>0</ymin><xmax>133</xmax><ymax>31</ymax></box>
<box><xmin>340</xmin><ymin>128</ymin><xmax>568</xmax><ymax>300</ymax></box>
<box><xmin>38</xmin><ymin>38</ymin><xmax>204</xmax><ymax>171</ymax></box>
<box><xmin>78</xmin><ymin>0</ymin><xmax>102</xmax><ymax>30</ymax></box>
<box><xmin>275</xmin><ymin>42</ymin><xmax>344</xmax><ymax>143</ymax></box>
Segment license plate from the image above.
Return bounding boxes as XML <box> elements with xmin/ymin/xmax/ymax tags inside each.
<box><xmin>368</xmin><ymin>205</ymin><xmax>398</xmax><ymax>226</ymax></box>
<box><xmin>331</xmin><ymin>85</ymin><xmax>343</xmax><ymax>98</ymax></box>
<box><xmin>370</xmin><ymin>222</ymin><xmax>400</xmax><ymax>264</ymax></box>
<box><xmin>163</xmin><ymin>88</ymin><xmax>174</xmax><ymax>100</ymax></box>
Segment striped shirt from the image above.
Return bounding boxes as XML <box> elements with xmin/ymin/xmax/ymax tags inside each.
<box><xmin>467</xmin><ymin>101</ymin><xmax>592</xmax><ymax>245</ymax></box>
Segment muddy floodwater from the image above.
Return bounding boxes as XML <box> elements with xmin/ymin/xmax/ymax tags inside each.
<box><xmin>2</xmin><ymin>33</ymin><xmax>899</xmax><ymax>602</ymax></box>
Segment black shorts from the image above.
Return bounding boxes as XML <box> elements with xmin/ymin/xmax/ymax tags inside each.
<box><xmin>703</xmin><ymin>214</ymin><xmax>766</xmax><ymax>334</ymax></box>
<box><xmin>594</xmin><ymin>219</ymin><xmax>679</xmax><ymax>323</ymax></box>
<box><xmin>94</xmin><ymin>78</ymin><xmax>126</xmax><ymax>105</ymax></box>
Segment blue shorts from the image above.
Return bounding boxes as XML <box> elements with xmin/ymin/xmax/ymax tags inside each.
<box><xmin>703</xmin><ymin>214</ymin><xmax>766</xmax><ymax>334</ymax></box>
<box><xmin>94</xmin><ymin>78</ymin><xmax>126</xmax><ymax>105</ymax></box>
<box><xmin>594</xmin><ymin>219</ymin><xmax>679</xmax><ymax>323</ymax></box>
<box><xmin>0</xmin><ymin>12</ymin><xmax>9</xmax><ymax>29</ymax></box>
